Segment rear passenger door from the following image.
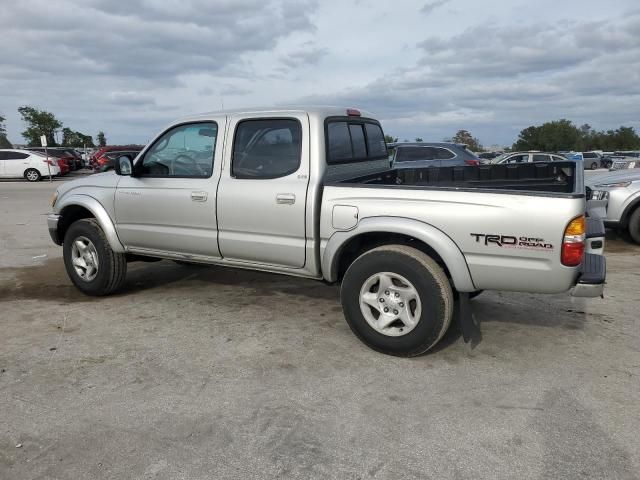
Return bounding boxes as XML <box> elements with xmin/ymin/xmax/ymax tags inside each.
<box><xmin>217</xmin><ymin>114</ymin><xmax>310</xmax><ymax>268</ymax></box>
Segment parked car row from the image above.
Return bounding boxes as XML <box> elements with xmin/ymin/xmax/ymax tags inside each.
<box><xmin>0</xmin><ymin>149</ymin><xmax>62</xmax><ymax>181</ymax></box>
<box><xmin>26</xmin><ymin>147</ymin><xmax>84</xmax><ymax>171</ymax></box>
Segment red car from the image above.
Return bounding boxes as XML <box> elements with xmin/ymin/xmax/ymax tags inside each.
<box><xmin>56</xmin><ymin>158</ymin><xmax>70</xmax><ymax>175</ymax></box>
<box><xmin>90</xmin><ymin>145</ymin><xmax>143</xmax><ymax>168</ymax></box>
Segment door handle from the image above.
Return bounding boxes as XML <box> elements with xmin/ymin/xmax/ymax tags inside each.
<box><xmin>191</xmin><ymin>191</ymin><xmax>208</xmax><ymax>202</ymax></box>
<box><xmin>276</xmin><ymin>193</ymin><xmax>296</xmax><ymax>205</ymax></box>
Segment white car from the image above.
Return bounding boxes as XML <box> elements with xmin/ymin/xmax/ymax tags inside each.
<box><xmin>0</xmin><ymin>149</ymin><xmax>61</xmax><ymax>181</ymax></box>
<box><xmin>491</xmin><ymin>151</ymin><xmax>568</xmax><ymax>164</ymax></box>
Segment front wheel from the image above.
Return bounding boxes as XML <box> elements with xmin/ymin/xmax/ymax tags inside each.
<box><xmin>590</xmin><ymin>162</ymin><xmax>598</xmax><ymax>170</ymax></box>
<box><xmin>340</xmin><ymin>245</ymin><xmax>453</xmax><ymax>357</ymax></box>
<box><xmin>63</xmin><ymin>218</ymin><xmax>127</xmax><ymax>295</ymax></box>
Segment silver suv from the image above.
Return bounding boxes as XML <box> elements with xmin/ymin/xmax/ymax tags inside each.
<box><xmin>587</xmin><ymin>169</ymin><xmax>640</xmax><ymax>243</ymax></box>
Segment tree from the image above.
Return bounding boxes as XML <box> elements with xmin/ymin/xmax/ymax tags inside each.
<box><xmin>97</xmin><ymin>131</ymin><xmax>106</xmax><ymax>147</ymax></box>
<box><xmin>451</xmin><ymin>129</ymin><xmax>482</xmax><ymax>151</ymax></box>
<box><xmin>384</xmin><ymin>134</ymin><xmax>398</xmax><ymax>144</ymax></box>
<box><xmin>0</xmin><ymin>113</ymin><xmax>11</xmax><ymax>148</ymax></box>
<box><xmin>18</xmin><ymin>106</ymin><xmax>63</xmax><ymax>146</ymax></box>
<box><xmin>62</xmin><ymin>127</ymin><xmax>94</xmax><ymax>148</ymax></box>
<box><xmin>512</xmin><ymin>120</ymin><xmax>640</xmax><ymax>151</ymax></box>
<box><xmin>415</xmin><ymin>137</ymin><xmax>423</xmax><ymax>142</ymax></box>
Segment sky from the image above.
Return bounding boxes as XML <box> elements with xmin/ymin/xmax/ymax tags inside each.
<box><xmin>1</xmin><ymin>0</ymin><xmax>639</xmax><ymax>148</ymax></box>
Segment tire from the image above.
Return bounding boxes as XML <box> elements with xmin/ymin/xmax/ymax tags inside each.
<box><xmin>340</xmin><ymin>245</ymin><xmax>453</xmax><ymax>357</ymax></box>
<box><xmin>24</xmin><ymin>168</ymin><xmax>41</xmax><ymax>182</ymax></box>
<box><xmin>63</xmin><ymin>218</ymin><xmax>127</xmax><ymax>296</ymax></box>
<box><xmin>590</xmin><ymin>162</ymin><xmax>598</xmax><ymax>170</ymax></box>
<box><xmin>628</xmin><ymin>208</ymin><xmax>640</xmax><ymax>245</ymax></box>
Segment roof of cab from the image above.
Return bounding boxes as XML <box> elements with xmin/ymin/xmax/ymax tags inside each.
<box><xmin>176</xmin><ymin>106</ymin><xmax>378</xmax><ymax>123</ymax></box>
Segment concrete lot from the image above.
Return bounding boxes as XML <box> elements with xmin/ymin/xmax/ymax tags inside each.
<box><xmin>1</xmin><ymin>175</ymin><xmax>639</xmax><ymax>480</ymax></box>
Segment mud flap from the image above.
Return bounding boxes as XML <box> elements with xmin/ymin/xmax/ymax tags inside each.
<box><xmin>459</xmin><ymin>292</ymin><xmax>481</xmax><ymax>346</ymax></box>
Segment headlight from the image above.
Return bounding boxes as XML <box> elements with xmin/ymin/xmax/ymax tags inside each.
<box><xmin>593</xmin><ymin>181</ymin><xmax>631</xmax><ymax>188</ymax></box>
<box><xmin>51</xmin><ymin>191</ymin><xmax>58</xmax><ymax>208</ymax></box>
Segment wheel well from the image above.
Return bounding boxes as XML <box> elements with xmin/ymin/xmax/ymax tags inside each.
<box><xmin>58</xmin><ymin>205</ymin><xmax>94</xmax><ymax>243</ymax></box>
<box><xmin>621</xmin><ymin>199</ymin><xmax>640</xmax><ymax>227</ymax></box>
<box><xmin>334</xmin><ymin>232</ymin><xmax>450</xmax><ymax>282</ymax></box>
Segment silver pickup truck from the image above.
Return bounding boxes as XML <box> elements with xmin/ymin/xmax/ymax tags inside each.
<box><xmin>48</xmin><ymin>107</ymin><xmax>605</xmax><ymax>356</ymax></box>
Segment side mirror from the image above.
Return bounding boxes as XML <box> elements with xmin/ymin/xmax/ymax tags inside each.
<box><xmin>115</xmin><ymin>155</ymin><xmax>133</xmax><ymax>176</ymax></box>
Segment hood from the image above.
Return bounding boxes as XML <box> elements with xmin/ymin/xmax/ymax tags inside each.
<box><xmin>585</xmin><ymin>169</ymin><xmax>640</xmax><ymax>187</ymax></box>
<box><xmin>55</xmin><ymin>171</ymin><xmax>120</xmax><ymax>197</ymax></box>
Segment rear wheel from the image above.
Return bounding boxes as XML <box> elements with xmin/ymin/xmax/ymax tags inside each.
<box><xmin>628</xmin><ymin>208</ymin><xmax>640</xmax><ymax>245</ymax></box>
<box><xmin>24</xmin><ymin>169</ymin><xmax>41</xmax><ymax>182</ymax></box>
<box><xmin>340</xmin><ymin>245</ymin><xmax>453</xmax><ymax>357</ymax></box>
<box><xmin>63</xmin><ymin>218</ymin><xmax>127</xmax><ymax>295</ymax></box>
<box><xmin>590</xmin><ymin>162</ymin><xmax>598</xmax><ymax>170</ymax></box>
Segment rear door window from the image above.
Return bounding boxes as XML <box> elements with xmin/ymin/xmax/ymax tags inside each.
<box><xmin>232</xmin><ymin>118</ymin><xmax>302</xmax><ymax>179</ymax></box>
<box><xmin>532</xmin><ymin>154</ymin><xmax>550</xmax><ymax>162</ymax></box>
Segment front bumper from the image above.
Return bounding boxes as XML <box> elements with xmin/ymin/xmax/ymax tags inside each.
<box><xmin>571</xmin><ymin>253</ymin><xmax>606</xmax><ymax>298</ymax></box>
<box><xmin>47</xmin><ymin>213</ymin><xmax>62</xmax><ymax>245</ymax></box>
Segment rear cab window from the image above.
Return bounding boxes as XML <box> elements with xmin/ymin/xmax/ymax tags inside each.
<box><xmin>326</xmin><ymin>117</ymin><xmax>388</xmax><ymax>164</ymax></box>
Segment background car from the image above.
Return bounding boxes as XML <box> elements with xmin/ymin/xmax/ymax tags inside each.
<box><xmin>587</xmin><ymin>169</ymin><xmax>640</xmax><ymax>244</ymax></box>
<box><xmin>491</xmin><ymin>151</ymin><xmax>568</xmax><ymax>164</ymax></box>
<box><xmin>27</xmin><ymin>147</ymin><xmax>78</xmax><ymax>170</ymax></box>
<box><xmin>89</xmin><ymin>145</ymin><xmax>143</xmax><ymax>169</ymax></box>
<box><xmin>390</xmin><ymin>142</ymin><xmax>480</xmax><ymax>168</ymax></box>
<box><xmin>0</xmin><ymin>149</ymin><xmax>61</xmax><ymax>181</ymax></box>
<box><xmin>93</xmin><ymin>150</ymin><xmax>140</xmax><ymax>172</ymax></box>
<box><xmin>582</xmin><ymin>151</ymin><xmax>604</xmax><ymax>170</ymax></box>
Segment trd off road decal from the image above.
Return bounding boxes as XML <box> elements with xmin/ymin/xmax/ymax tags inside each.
<box><xmin>470</xmin><ymin>233</ymin><xmax>554</xmax><ymax>250</ymax></box>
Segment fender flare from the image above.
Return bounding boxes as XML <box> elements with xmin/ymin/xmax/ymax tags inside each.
<box><xmin>57</xmin><ymin>194</ymin><xmax>125</xmax><ymax>253</ymax></box>
<box><xmin>321</xmin><ymin>216</ymin><xmax>476</xmax><ymax>292</ymax></box>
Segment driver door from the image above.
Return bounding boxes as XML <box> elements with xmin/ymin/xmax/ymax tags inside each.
<box><xmin>114</xmin><ymin>120</ymin><xmax>224</xmax><ymax>258</ymax></box>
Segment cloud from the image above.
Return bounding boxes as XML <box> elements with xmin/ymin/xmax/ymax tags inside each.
<box><xmin>109</xmin><ymin>91</ymin><xmax>156</xmax><ymax>106</ymax></box>
<box><xmin>280</xmin><ymin>44</ymin><xmax>329</xmax><ymax>69</ymax></box>
<box><xmin>0</xmin><ymin>0</ymin><xmax>638</xmax><ymax>146</ymax></box>
<box><xmin>420</xmin><ymin>0</ymin><xmax>450</xmax><ymax>15</ymax></box>
<box><xmin>0</xmin><ymin>0</ymin><xmax>318</xmax><ymax>81</ymax></box>
<box><xmin>296</xmin><ymin>9</ymin><xmax>640</xmax><ymax>145</ymax></box>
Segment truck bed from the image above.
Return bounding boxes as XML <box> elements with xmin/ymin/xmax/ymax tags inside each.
<box><xmin>329</xmin><ymin>161</ymin><xmax>581</xmax><ymax>196</ymax></box>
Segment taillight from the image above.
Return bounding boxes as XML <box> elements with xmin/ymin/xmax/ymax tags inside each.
<box><xmin>465</xmin><ymin>159</ymin><xmax>480</xmax><ymax>166</ymax></box>
<box><xmin>346</xmin><ymin>108</ymin><xmax>361</xmax><ymax>116</ymax></box>
<box><xmin>46</xmin><ymin>160</ymin><xmax>56</xmax><ymax>166</ymax></box>
<box><xmin>561</xmin><ymin>215</ymin><xmax>585</xmax><ymax>266</ymax></box>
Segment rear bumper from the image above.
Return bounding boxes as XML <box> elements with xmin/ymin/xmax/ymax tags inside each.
<box><xmin>47</xmin><ymin>213</ymin><xmax>62</xmax><ymax>245</ymax></box>
<box><xmin>571</xmin><ymin>253</ymin><xmax>606</xmax><ymax>298</ymax></box>
<box><xmin>585</xmin><ymin>217</ymin><xmax>605</xmax><ymax>255</ymax></box>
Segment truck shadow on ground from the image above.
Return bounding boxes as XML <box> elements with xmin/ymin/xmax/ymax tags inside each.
<box><xmin>2</xmin><ymin>259</ymin><xmax>601</xmax><ymax>347</ymax></box>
